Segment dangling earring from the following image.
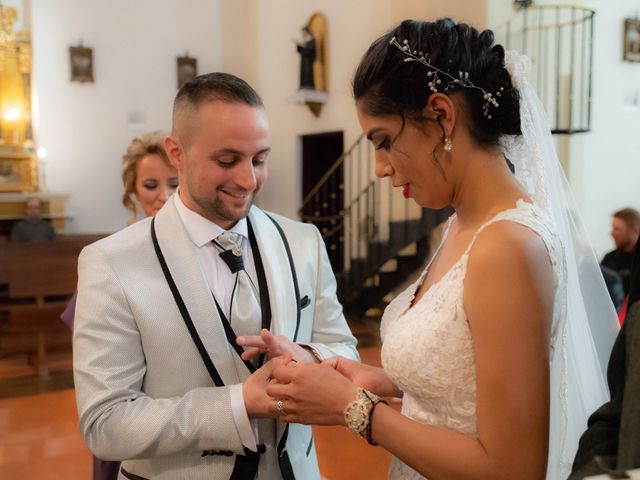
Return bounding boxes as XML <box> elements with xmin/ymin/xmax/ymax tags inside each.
<box><xmin>443</xmin><ymin>136</ymin><xmax>453</xmax><ymax>152</ymax></box>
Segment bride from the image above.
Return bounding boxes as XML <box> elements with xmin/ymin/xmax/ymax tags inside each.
<box><xmin>243</xmin><ymin>18</ymin><xmax>619</xmax><ymax>479</ymax></box>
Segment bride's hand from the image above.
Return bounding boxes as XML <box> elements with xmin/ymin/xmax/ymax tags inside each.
<box><xmin>325</xmin><ymin>356</ymin><xmax>402</xmax><ymax>398</ymax></box>
<box><xmin>267</xmin><ymin>361</ymin><xmax>358</xmax><ymax>426</ymax></box>
<box><xmin>237</xmin><ymin>329</ymin><xmax>317</xmax><ymax>364</ymax></box>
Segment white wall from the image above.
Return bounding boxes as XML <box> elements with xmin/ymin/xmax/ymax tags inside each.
<box><xmin>488</xmin><ymin>0</ymin><xmax>640</xmax><ymax>257</ymax></box>
<box><xmin>249</xmin><ymin>0</ymin><xmax>487</xmax><ymax>219</ymax></box>
<box><xmin>575</xmin><ymin>0</ymin><xmax>640</xmax><ymax>256</ymax></box>
<box><xmin>249</xmin><ymin>0</ymin><xmax>391</xmax><ymax>219</ymax></box>
<box><xmin>31</xmin><ymin>0</ymin><xmax>221</xmax><ymax>233</ymax></box>
<box><xmin>26</xmin><ymin>0</ymin><xmax>489</xmax><ymax>232</ymax></box>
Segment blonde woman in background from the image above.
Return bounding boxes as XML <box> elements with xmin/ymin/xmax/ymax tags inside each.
<box><xmin>62</xmin><ymin>131</ymin><xmax>177</xmax><ymax>480</ymax></box>
<box><xmin>121</xmin><ymin>130</ymin><xmax>178</xmax><ymax>225</ymax></box>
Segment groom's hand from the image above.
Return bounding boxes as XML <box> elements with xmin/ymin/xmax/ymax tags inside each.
<box><xmin>243</xmin><ymin>356</ymin><xmax>293</xmax><ymax>419</ymax></box>
<box><xmin>237</xmin><ymin>329</ymin><xmax>317</xmax><ymax>364</ymax></box>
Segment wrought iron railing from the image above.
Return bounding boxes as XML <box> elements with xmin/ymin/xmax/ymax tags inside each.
<box><xmin>493</xmin><ymin>4</ymin><xmax>595</xmax><ymax>133</ymax></box>
<box><xmin>299</xmin><ymin>134</ymin><xmax>440</xmax><ymax>305</ymax></box>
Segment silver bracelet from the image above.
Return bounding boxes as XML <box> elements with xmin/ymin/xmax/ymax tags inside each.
<box><xmin>343</xmin><ymin>387</ymin><xmax>380</xmax><ymax>438</ymax></box>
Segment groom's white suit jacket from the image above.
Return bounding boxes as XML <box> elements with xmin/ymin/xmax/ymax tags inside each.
<box><xmin>73</xmin><ymin>199</ymin><xmax>358</xmax><ymax>480</ymax></box>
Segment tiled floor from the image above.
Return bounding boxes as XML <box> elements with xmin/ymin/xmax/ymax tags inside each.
<box><xmin>0</xmin><ymin>344</ymin><xmax>392</xmax><ymax>479</ymax></box>
<box><xmin>0</xmin><ymin>389</ymin><xmax>92</xmax><ymax>479</ymax></box>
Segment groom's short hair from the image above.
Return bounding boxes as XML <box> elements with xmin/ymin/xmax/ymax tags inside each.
<box><xmin>171</xmin><ymin>72</ymin><xmax>264</xmax><ymax>144</ymax></box>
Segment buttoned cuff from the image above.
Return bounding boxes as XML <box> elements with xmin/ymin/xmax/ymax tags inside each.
<box><xmin>298</xmin><ymin>343</ymin><xmax>325</xmax><ymax>362</ymax></box>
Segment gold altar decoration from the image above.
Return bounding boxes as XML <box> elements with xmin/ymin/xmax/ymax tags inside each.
<box><xmin>0</xmin><ymin>3</ymin><xmax>37</xmax><ymax>192</ymax></box>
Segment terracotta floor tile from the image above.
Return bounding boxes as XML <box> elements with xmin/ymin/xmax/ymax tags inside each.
<box><xmin>0</xmin><ymin>345</ymin><xmax>390</xmax><ymax>479</ymax></box>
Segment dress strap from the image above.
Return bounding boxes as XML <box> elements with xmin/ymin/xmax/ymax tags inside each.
<box><xmin>441</xmin><ymin>214</ymin><xmax>456</xmax><ymax>240</ymax></box>
<box><xmin>418</xmin><ymin>214</ymin><xmax>456</xmax><ymax>281</ymax></box>
<box><xmin>459</xmin><ymin>200</ymin><xmax>543</xmax><ymax>266</ymax></box>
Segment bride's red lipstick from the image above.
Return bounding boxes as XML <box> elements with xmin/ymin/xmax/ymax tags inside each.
<box><xmin>403</xmin><ymin>184</ymin><xmax>411</xmax><ymax>198</ymax></box>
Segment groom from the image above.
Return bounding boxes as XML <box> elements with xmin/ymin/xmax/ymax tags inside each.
<box><xmin>73</xmin><ymin>72</ymin><xmax>358</xmax><ymax>480</ymax></box>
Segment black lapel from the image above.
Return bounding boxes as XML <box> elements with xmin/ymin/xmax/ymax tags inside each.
<box><xmin>264</xmin><ymin>214</ymin><xmax>301</xmax><ymax>342</ymax></box>
<box><xmin>151</xmin><ymin>217</ymin><xmax>225</xmax><ymax>386</ymax></box>
<box><xmin>213</xmin><ymin>298</ymin><xmax>256</xmax><ymax>374</ymax></box>
<box><xmin>153</xmin><ymin>217</ymin><xmax>267</xmax><ymax>479</ymax></box>
<box><xmin>247</xmin><ymin>218</ymin><xmax>272</xmax><ymax>368</ymax></box>
<box><xmin>262</xmin><ymin>215</ymin><xmax>298</xmax><ymax>479</ymax></box>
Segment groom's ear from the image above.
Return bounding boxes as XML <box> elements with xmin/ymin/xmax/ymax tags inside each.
<box><xmin>164</xmin><ymin>135</ymin><xmax>184</xmax><ymax>171</ymax></box>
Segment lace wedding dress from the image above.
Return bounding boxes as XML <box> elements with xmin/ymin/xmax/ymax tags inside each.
<box><xmin>380</xmin><ymin>200</ymin><xmax>563</xmax><ymax>480</ymax></box>
<box><xmin>377</xmin><ymin>50</ymin><xmax>616</xmax><ymax>480</ymax></box>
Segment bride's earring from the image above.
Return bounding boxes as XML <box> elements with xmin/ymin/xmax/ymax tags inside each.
<box><xmin>443</xmin><ymin>136</ymin><xmax>453</xmax><ymax>152</ymax></box>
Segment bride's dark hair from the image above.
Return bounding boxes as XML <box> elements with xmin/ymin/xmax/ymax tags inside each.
<box><xmin>353</xmin><ymin>18</ymin><xmax>521</xmax><ymax>147</ymax></box>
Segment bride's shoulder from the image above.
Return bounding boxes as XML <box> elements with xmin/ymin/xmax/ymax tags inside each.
<box><xmin>464</xmin><ymin>220</ymin><xmax>555</xmax><ymax>325</ymax></box>
<box><xmin>466</xmin><ymin>220</ymin><xmax>553</xmax><ymax>281</ymax></box>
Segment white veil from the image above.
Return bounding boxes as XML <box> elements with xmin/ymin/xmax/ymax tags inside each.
<box><xmin>501</xmin><ymin>52</ymin><xmax>620</xmax><ymax>479</ymax></box>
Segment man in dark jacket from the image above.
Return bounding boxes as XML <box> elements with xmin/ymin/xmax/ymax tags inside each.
<box><xmin>570</xmin><ymin>240</ymin><xmax>640</xmax><ymax>478</ymax></box>
<box><xmin>601</xmin><ymin>208</ymin><xmax>640</xmax><ymax>296</ymax></box>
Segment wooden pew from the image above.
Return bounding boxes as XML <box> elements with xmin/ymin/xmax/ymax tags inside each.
<box><xmin>0</xmin><ymin>234</ymin><xmax>106</xmax><ymax>378</ymax></box>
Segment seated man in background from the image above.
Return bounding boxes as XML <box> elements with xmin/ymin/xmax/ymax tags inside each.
<box><xmin>571</xmin><ymin>239</ymin><xmax>640</xmax><ymax>478</ymax></box>
<box><xmin>10</xmin><ymin>197</ymin><xmax>56</xmax><ymax>243</ymax></box>
<box><xmin>602</xmin><ymin>207</ymin><xmax>640</xmax><ymax>296</ymax></box>
<box><xmin>601</xmin><ymin>265</ymin><xmax>625</xmax><ymax>312</ymax></box>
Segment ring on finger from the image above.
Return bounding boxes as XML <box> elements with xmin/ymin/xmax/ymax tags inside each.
<box><xmin>276</xmin><ymin>399</ymin><xmax>285</xmax><ymax>415</ymax></box>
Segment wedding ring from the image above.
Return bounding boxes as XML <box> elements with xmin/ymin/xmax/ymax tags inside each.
<box><xmin>276</xmin><ymin>399</ymin><xmax>284</xmax><ymax>415</ymax></box>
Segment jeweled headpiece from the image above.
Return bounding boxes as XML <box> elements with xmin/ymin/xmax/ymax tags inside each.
<box><xmin>389</xmin><ymin>37</ymin><xmax>504</xmax><ymax>119</ymax></box>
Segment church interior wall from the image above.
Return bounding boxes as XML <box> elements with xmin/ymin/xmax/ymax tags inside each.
<box><xmin>30</xmin><ymin>0</ymin><xmax>222</xmax><ymax>233</ymax></box>
<box><xmin>21</xmin><ymin>0</ymin><xmax>638</xmax><ymax>259</ymax></box>
<box><xmin>572</xmin><ymin>0</ymin><xmax>640</xmax><ymax>257</ymax></box>
<box><xmin>488</xmin><ymin>0</ymin><xmax>640</xmax><ymax>257</ymax></box>
<box><xmin>247</xmin><ymin>0</ymin><xmax>487</xmax><ymax>220</ymax></box>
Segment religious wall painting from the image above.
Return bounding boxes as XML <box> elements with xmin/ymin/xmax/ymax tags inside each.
<box><xmin>69</xmin><ymin>45</ymin><xmax>94</xmax><ymax>83</ymax></box>
<box><xmin>177</xmin><ymin>55</ymin><xmax>197</xmax><ymax>88</ymax></box>
<box><xmin>624</xmin><ymin>18</ymin><xmax>640</xmax><ymax>62</ymax></box>
<box><xmin>0</xmin><ymin>153</ymin><xmax>38</xmax><ymax>192</ymax></box>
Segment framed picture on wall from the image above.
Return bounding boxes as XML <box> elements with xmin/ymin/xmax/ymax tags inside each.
<box><xmin>623</xmin><ymin>18</ymin><xmax>640</xmax><ymax>62</ymax></box>
<box><xmin>177</xmin><ymin>55</ymin><xmax>197</xmax><ymax>88</ymax></box>
<box><xmin>0</xmin><ymin>153</ymin><xmax>38</xmax><ymax>192</ymax></box>
<box><xmin>69</xmin><ymin>45</ymin><xmax>94</xmax><ymax>82</ymax></box>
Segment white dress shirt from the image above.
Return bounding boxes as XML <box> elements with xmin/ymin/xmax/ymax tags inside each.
<box><xmin>173</xmin><ymin>193</ymin><xmax>260</xmax><ymax>451</ymax></box>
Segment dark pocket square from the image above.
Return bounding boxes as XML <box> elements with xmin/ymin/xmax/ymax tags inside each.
<box><xmin>300</xmin><ymin>295</ymin><xmax>311</xmax><ymax>309</ymax></box>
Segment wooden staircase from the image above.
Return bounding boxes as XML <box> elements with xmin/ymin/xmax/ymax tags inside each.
<box><xmin>337</xmin><ymin>209</ymin><xmax>451</xmax><ymax>320</ymax></box>
<box><xmin>299</xmin><ymin>135</ymin><xmax>451</xmax><ymax>327</ymax></box>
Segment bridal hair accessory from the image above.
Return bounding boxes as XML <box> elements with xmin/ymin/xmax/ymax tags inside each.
<box><xmin>389</xmin><ymin>37</ymin><xmax>504</xmax><ymax>119</ymax></box>
<box><xmin>344</xmin><ymin>388</ymin><xmax>387</xmax><ymax>444</ymax></box>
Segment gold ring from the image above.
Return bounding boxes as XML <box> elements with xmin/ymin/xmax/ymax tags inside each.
<box><xmin>276</xmin><ymin>399</ymin><xmax>284</xmax><ymax>415</ymax></box>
